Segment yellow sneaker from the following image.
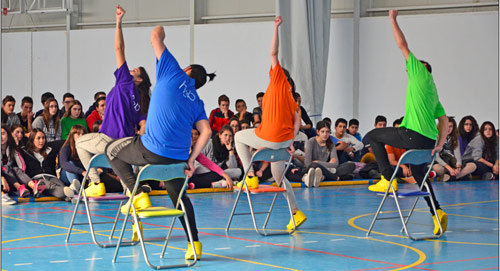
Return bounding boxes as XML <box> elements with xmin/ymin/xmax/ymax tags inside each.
<box><xmin>237</xmin><ymin>175</ymin><xmax>259</xmax><ymax>189</ymax></box>
<box><xmin>185</xmin><ymin>241</ymin><xmax>202</xmax><ymax>260</ymax></box>
<box><xmin>132</xmin><ymin>221</ymin><xmax>143</xmax><ymax>242</ymax></box>
<box><xmin>286</xmin><ymin>210</ymin><xmax>307</xmax><ymax>230</ymax></box>
<box><xmin>84</xmin><ymin>182</ymin><xmax>106</xmax><ymax>197</ymax></box>
<box><xmin>121</xmin><ymin>192</ymin><xmax>152</xmax><ymax>215</ymax></box>
<box><xmin>432</xmin><ymin>209</ymin><xmax>448</xmax><ymax>235</ymax></box>
<box><xmin>368</xmin><ymin>176</ymin><xmax>398</xmax><ymax>193</ymax></box>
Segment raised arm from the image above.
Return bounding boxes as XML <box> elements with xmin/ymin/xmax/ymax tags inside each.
<box><xmin>270</xmin><ymin>16</ymin><xmax>282</xmax><ymax>68</ymax></box>
<box><xmin>151</xmin><ymin>25</ymin><xmax>167</xmax><ymax>61</ymax></box>
<box><xmin>115</xmin><ymin>5</ymin><xmax>126</xmax><ymax>68</ymax></box>
<box><xmin>389</xmin><ymin>10</ymin><xmax>410</xmax><ymax>61</ymax></box>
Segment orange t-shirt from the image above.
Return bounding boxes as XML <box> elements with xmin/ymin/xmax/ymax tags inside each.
<box><xmin>385</xmin><ymin>145</ymin><xmax>406</xmax><ymax>161</ymax></box>
<box><xmin>255</xmin><ymin>62</ymin><xmax>297</xmax><ymax>143</ymax></box>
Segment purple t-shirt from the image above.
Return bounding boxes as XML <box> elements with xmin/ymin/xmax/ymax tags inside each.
<box><xmin>99</xmin><ymin>62</ymin><xmax>146</xmax><ymax>139</ymax></box>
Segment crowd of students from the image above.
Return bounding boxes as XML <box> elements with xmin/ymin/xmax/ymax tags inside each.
<box><xmin>2</xmin><ymin>88</ymin><xmax>497</xmax><ymax>205</ymax></box>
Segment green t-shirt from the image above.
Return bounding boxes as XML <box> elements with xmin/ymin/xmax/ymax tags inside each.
<box><xmin>60</xmin><ymin>117</ymin><xmax>88</xmax><ymax>140</ymax></box>
<box><xmin>400</xmin><ymin>52</ymin><xmax>446</xmax><ymax>140</ymax></box>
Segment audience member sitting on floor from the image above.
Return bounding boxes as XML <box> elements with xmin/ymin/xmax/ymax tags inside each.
<box><xmin>240</xmin><ymin>120</ymin><xmax>250</xmax><ymax>130</ymax></box>
<box><xmin>84</xmin><ymin>91</ymin><xmax>106</xmax><ymax>118</ymax></box>
<box><xmin>10</xmin><ymin>124</ymin><xmax>28</xmax><ymax>147</ymax></box>
<box><xmin>458</xmin><ymin>115</ymin><xmax>479</xmax><ymax>156</ymax></box>
<box><xmin>2</xmin><ymin>95</ymin><xmax>20</xmax><ymax>130</ymax></box>
<box><xmin>58</xmin><ymin>125</ymin><xmax>86</xmax><ymax>194</ymax></box>
<box><xmin>188</xmin><ymin>129</ymin><xmax>235</xmax><ymax>189</ymax></box>
<box><xmin>303</xmin><ymin>121</ymin><xmax>356</xmax><ymax>187</ymax></box>
<box><xmin>293</xmin><ymin>92</ymin><xmax>315</xmax><ymax>138</ymax></box>
<box><xmin>86</xmin><ymin>96</ymin><xmax>105</xmax><ymax>130</ymax></box>
<box><xmin>61</xmin><ymin>100</ymin><xmax>88</xmax><ymax>140</ymax></box>
<box><xmin>360</xmin><ymin>115</ymin><xmax>387</xmax><ymax>163</ymax></box>
<box><xmin>59</xmin><ymin>93</ymin><xmax>75</xmax><ymax>118</ymax></box>
<box><xmin>347</xmin><ymin>118</ymin><xmax>362</xmax><ymax>161</ymax></box>
<box><xmin>20</xmin><ymin>129</ymin><xmax>66</xmax><ymax>199</ymax></box>
<box><xmin>228</xmin><ymin>117</ymin><xmax>241</xmax><ymax>135</ymax></box>
<box><xmin>91</xmin><ymin>120</ymin><xmax>102</xmax><ymax>133</ymax></box>
<box><xmin>252</xmin><ymin>92</ymin><xmax>264</xmax><ymax>127</ymax></box>
<box><xmin>32</xmin><ymin>98</ymin><xmax>62</xmax><ymax>142</ymax></box>
<box><xmin>209</xmin><ymin>94</ymin><xmax>234</xmax><ymax>134</ymax></box>
<box><xmin>1</xmin><ymin>125</ymin><xmax>33</xmax><ymax>201</ymax></box>
<box><xmin>333</xmin><ymin>118</ymin><xmax>363</xmax><ymax>164</ymax></box>
<box><xmin>462</xmin><ymin>121</ymin><xmax>499</xmax><ymax>180</ymax></box>
<box><xmin>34</xmin><ymin>92</ymin><xmax>55</xmax><ymax>118</ymax></box>
<box><xmin>16</xmin><ymin>96</ymin><xmax>34</xmax><ymax>134</ymax></box>
<box><xmin>432</xmin><ymin>117</ymin><xmax>477</xmax><ymax>181</ymax></box>
<box><xmin>234</xmin><ymin>99</ymin><xmax>253</xmax><ymax>125</ymax></box>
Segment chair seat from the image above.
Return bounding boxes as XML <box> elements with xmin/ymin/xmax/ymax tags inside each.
<box><xmin>234</xmin><ymin>184</ymin><xmax>286</xmax><ymax>194</ymax></box>
<box><xmin>137</xmin><ymin>206</ymin><xmax>184</xmax><ymax>218</ymax></box>
<box><xmin>376</xmin><ymin>189</ymin><xmax>430</xmax><ymax>197</ymax></box>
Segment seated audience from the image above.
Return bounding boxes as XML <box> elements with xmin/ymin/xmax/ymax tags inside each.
<box><xmin>59</xmin><ymin>93</ymin><xmax>75</xmax><ymax>118</ymax></box>
<box><xmin>34</xmin><ymin>92</ymin><xmax>55</xmax><ymax>118</ymax></box>
<box><xmin>32</xmin><ymin>98</ymin><xmax>62</xmax><ymax>142</ymax></box>
<box><xmin>61</xmin><ymin>100</ymin><xmax>88</xmax><ymax>140</ymax></box>
<box><xmin>84</xmin><ymin>91</ymin><xmax>106</xmax><ymax>118</ymax></box>
<box><xmin>462</xmin><ymin>121</ymin><xmax>498</xmax><ymax>180</ymax></box>
<box><xmin>234</xmin><ymin>99</ymin><xmax>253</xmax><ymax>125</ymax></box>
<box><xmin>458</xmin><ymin>115</ymin><xmax>479</xmax><ymax>156</ymax></box>
<box><xmin>58</xmin><ymin>125</ymin><xmax>86</xmax><ymax>191</ymax></box>
<box><xmin>333</xmin><ymin>118</ymin><xmax>363</xmax><ymax>164</ymax></box>
<box><xmin>228</xmin><ymin>117</ymin><xmax>241</xmax><ymax>134</ymax></box>
<box><xmin>240</xmin><ymin>120</ymin><xmax>250</xmax><ymax>130</ymax></box>
<box><xmin>209</xmin><ymin>95</ymin><xmax>234</xmax><ymax>134</ymax></box>
<box><xmin>293</xmin><ymin>92</ymin><xmax>315</xmax><ymax>138</ymax></box>
<box><xmin>92</xmin><ymin>120</ymin><xmax>103</xmax><ymax>133</ymax></box>
<box><xmin>86</xmin><ymin>96</ymin><xmax>105</xmax><ymax>129</ymax></box>
<box><xmin>252</xmin><ymin>92</ymin><xmax>264</xmax><ymax>127</ymax></box>
<box><xmin>347</xmin><ymin>118</ymin><xmax>362</xmax><ymax>161</ymax></box>
<box><xmin>10</xmin><ymin>124</ymin><xmax>28</xmax><ymax>147</ymax></box>
<box><xmin>16</xmin><ymin>96</ymin><xmax>34</xmax><ymax>134</ymax></box>
<box><xmin>2</xmin><ymin>96</ymin><xmax>20</xmax><ymax>129</ymax></box>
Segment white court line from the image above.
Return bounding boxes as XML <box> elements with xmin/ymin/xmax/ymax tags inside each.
<box><xmin>303</xmin><ymin>241</ymin><xmax>318</xmax><ymax>243</ymax></box>
<box><xmin>245</xmin><ymin>245</ymin><xmax>261</xmax><ymax>248</ymax></box>
<box><xmin>152</xmin><ymin>253</ymin><xmax>165</xmax><ymax>255</ymax></box>
<box><xmin>330</xmin><ymin>239</ymin><xmax>345</xmax><ymax>242</ymax></box>
<box><xmin>14</xmin><ymin>263</ymin><xmax>33</xmax><ymax>266</ymax></box>
<box><xmin>446</xmin><ymin>230</ymin><xmax>453</xmax><ymax>233</ymax></box>
<box><xmin>85</xmin><ymin>258</ymin><xmax>103</xmax><ymax>261</ymax></box>
<box><xmin>277</xmin><ymin>243</ymin><xmax>289</xmax><ymax>245</ymax></box>
<box><xmin>356</xmin><ymin>237</ymin><xmax>370</xmax><ymax>239</ymax></box>
<box><xmin>119</xmin><ymin>255</ymin><xmax>137</xmax><ymax>258</ymax></box>
<box><xmin>493</xmin><ymin>228</ymin><xmax>498</xmax><ymax>231</ymax></box>
<box><xmin>214</xmin><ymin>247</ymin><xmax>231</xmax><ymax>250</ymax></box>
<box><xmin>50</xmin><ymin>260</ymin><xmax>69</xmax><ymax>263</ymax></box>
<box><xmin>412</xmin><ymin>232</ymin><xmax>426</xmax><ymax>235</ymax></box>
<box><xmin>465</xmin><ymin>229</ymin><xmax>480</xmax><ymax>232</ymax></box>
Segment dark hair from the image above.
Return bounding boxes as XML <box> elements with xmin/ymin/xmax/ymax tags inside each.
<box><xmin>322</xmin><ymin>117</ymin><xmax>332</xmax><ymax>127</ymax></box>
<box><xmin>94</xmin><ymin>91</ymin><xmax>106</xmax><ymax>100</ymax></box>
<box><xmin>41</xmin><ymin>92</ymin><xmax>55</xmax><ymax>105</ymax></box>
<box><xmin>10</xmin><ymin>123</ymin><xmax>26</xmax><ymax>145</ymax></box>
<box><xmin>62</xmin><ymin>124</ymin><xmax>86</xmax><ymax>161</ymax></box>
<box><xmin>235</xmin><ymin>99</ymin><xmax>245</xmax><ymax>106</ymax></box>
<box><xmin>228</xmin><ymin>117</ymin><xmax>241</xmax><ymax>131</ymax></box>
<box><xmin>256</xmin><ymin>92</ymin><xmax>265</xmax><ymax>99</ymax></box>
<box><xmin>458</xmin><ymin>115</ymin><xmax>479</xmax><ymax>142</ymax></box>
<box><xmin>292</xmin><ymin>92</ymin><xmax>301</xmax><ymax>103</ymax></box>
<box><xmin>218</xmin><ymin>95</ymin><xmax>229</xmax><ymax>105</ymax></box>
<box><xmin>92</xmin><ymin>120</ymin><xmax>102</xmax><ymax>133</ymax></box>
<box><xmin>282</xmin><ymin>68</ymin><xmax>296</xmax><ymax>93</ymax></box>
<box><xmin>3</xmin><ymin>95</ymin><xmax>15</xmax><ymax>105</ymax></box>
<box><xmin>419</xmin><ymin>60</ymin><xmax>432</xmax><ymax>74</ymax></box>
<box><xmin>42</xmin><ymin>98</ymin><xmax>60</xmax><ymax>133</ymax></box>
<box><xmin>375</xmin><ymin>115</ymin><xmax>387</xmax><ymax>125</ymax></box>
<box><xmin>316</xmin><ymin>120</ymin><xmax>334</xmax><ymax>152</ymax></box>
<box><xmin>187</xmin><ymin>64</ymin><xmax>216</xmax><ymax>89</ymax></box>
<box><xmin>95</xmin><ymin>96</ymin><xmax>106</xmax><ymax>106</ymax></box>
<box><xmin>348</xmin><ymin>119</ymin><xmax>359</xmax><ymax>127</ymax></box>
<box><xmin>393</xmin><ymin>118</ymin><xmax>402</xmax><ymax>127</ymax></box>
<box><xmin>62</xmin><ymin>93</ymin><xmax>74</xmax><ymax>101</ymax></box>
<box><xmin>335</xmin><ymin>118</ymin><xmax>347</xmax><ymax>127</ymax></box>
<box><xmin>137</xmin><ymin>66</ymin><xmax>152</xmax><ymax>116</ymax></box>
<box><xmin>21</xmin><ymin>96</ymin><xmax>33</xmax><ymax>106</ymax></box>
<box><xmin>219</xmin><ymin>125</ymin><xmax>234</xmax><ymax>136</ymax></box>
<box><xmin>480</xmin><ymin>121</ymin><xmax>497</xmax><ymax>162</ymax></box>
<box><xmin>63</xmin><ymin>100</ymin><xmax>84</xmax><ymax>119</ymax></box>
<box><xmin>448</xmin><ymin>117</ymin><xmax>458</xmax><ymax>151</ymax></box>
<box><xmin>25</xmin><ymin>128</ymin><xmax>48</xmax><ymax>158</ymax></box>
<box><xmin>1</xmin><ymin>125</ymin><xmax>18</xmax><ymax>161</ymax></box>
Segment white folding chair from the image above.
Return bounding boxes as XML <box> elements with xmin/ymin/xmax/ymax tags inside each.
<box><xmin>366</xmin><ymin>149</ymin><xmax>444</xmax><ymax>240</ymax></box>
<box><xmin>226</xmin><ymin>147</ymin><xmax>296</xmax><ymax>236</ymax></box>
<box><xmin>113</xmin><ymin>162</ymin><xmax>197</xmax><ymax>269</ymax></box>
<box><xmin>65</xmin><ymin>153</ymin><xmax>135</xmax><ymax>248</ymax></box>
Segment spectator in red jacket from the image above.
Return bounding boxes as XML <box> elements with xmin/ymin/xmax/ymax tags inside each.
<box><xmin>208</xmin><ymin>94</ymin><xmax>234</xmax><ymax>134</ymax></box>
<box><xmin>86</xmin><ymin>96</ymin><xmax>105</xmax><ymax>130</ymax></box>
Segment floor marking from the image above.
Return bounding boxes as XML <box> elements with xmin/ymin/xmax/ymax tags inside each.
<box><xmin>152</xmin><ymin>253</ymin><xmax>164</xmax><ymax>255</ymax></box>
<box><xmin>449</xmin><ymin>213</ymin><xmax>498</xmax><ymax>221</ymax></box>
<box><xmin>245</xmin><ymin>245</ymin><xmax>261</xmax><ymax>247</ymax></box>
<box><xmin>50</xmin><ymin>260</ymin><xmax>69</xmax><ymax>263</ymax></box>
<box><xmin>419</xmin><ymin>256</ymin><xmax>499</xmax><ymax>265</ymax></box>
<box><xmin>303</xmin><ymin>241</ymin><xmax>318</xmax><ymax>243</ymax></box>
<box><xmin>13</xmin><ymin>263</ymin><xmax>32</xmax><ymax>266</ymax></box>
<box><xmin>214</xmin><ymin>247</ymin><xmax>232</xmax><ymax>250</ymax></box>
<box><xmin>493</xmin><ymin>228</ymin><xmax>499</xmax><ymax>230</ymax></box>
<box><xmin>118</xmin><ymin>255</ymin><xmax>137</xmax><ymax>258</ymax></box>
<box><xmin>85</xmin><ymin>258</ymin><xmax>103</xmax><ymax>260</ymax></box>
<box><xmin>412</xmin><ymin>232</ymin><xmax>426</xmax><ymax>235</ymax></box>
<box><xmin>277</xmin><ymin>242</ymin><xmax>289</xmax><ymax>245</ymax></box>
<box><xmin>465</xmin><ymin>229</ymin><xmax>481</xmax><ymax>232</ymax></box>
<box><xmin>330</xmin><ymin>238</ymin><xmax>345</xmax><ymax>241</ymax></box>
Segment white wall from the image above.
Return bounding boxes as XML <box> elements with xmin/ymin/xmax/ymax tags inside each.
<box><xmin>1</xmin><ymin>11</ymin><xmax>498</xmax><ymax>136</ymax></box>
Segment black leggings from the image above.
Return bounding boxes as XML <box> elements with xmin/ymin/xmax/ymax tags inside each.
<box><xmin>105</xmin><ymin>135</ymin><xmax>199</xmax><ymax>242</ymax></box>
<box><xmin>308</xmin><ymin>162</ymin><xmax>356</xmax><ymax>180</ymax></box>
<box><xmin>368</xmin><ymin>127</ymin><xmax>441</xmax><ymax>214</ymax></box>
<box><xmin>189</xmin><ymin>172</ymin><xmax>221</xmax><ymax>188</ymax></box>
<box><xmin>473</xmin><ymin>161</ymin><xmax>499</xmax><ymax>179</ymax></box>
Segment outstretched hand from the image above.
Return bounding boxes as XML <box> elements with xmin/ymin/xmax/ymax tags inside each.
<box><xmin>274</xmin><ymin>16</ymin><xmax>283</xmax><ymax>27</ymax></box>
<box><xmin>185</xmin><ymin>160</ymin><xmax>195</xmax><ymax>178</ymax></box>
<box><xmin>116</xmin><ymin>5</ymin><xmax>126</xmax><ymax>21</ymax></box>
<box><xmin>389</xmin><ymin>9</ymin><xmax>398</xmax><ymax>19</ymax></box>
<box><xmin>431</xmin><ymin>145</ymin><xmax>443</xmax><ymax>156</ymax></box>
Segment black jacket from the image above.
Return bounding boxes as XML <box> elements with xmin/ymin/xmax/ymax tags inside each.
<box><xmin>20</xmin><ymin>141</ymin><xmax>62</xmax><ymax>178</ymax></box>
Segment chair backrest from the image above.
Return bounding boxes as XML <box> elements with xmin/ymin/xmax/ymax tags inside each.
<box><xmin>136</xmin><ymin>163</ymin><xmax>188</xmax><ymax>183</ymax></box>
<box><xmin>88</xmin><ymin>153</ymin><xmax>112</xmax><ymax>169</ymax></box>
<box><xmin>398</xmin><ymin>149</ymin><xmax>435</xmax><ymax>166</ymax></box>
<box><xmin>252</xmin><ymin>148</ymin><xmax>292</xmax><ymax>163</ymax></box>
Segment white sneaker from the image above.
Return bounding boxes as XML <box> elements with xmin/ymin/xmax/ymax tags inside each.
<box><xmin>303</xmin><ymin>168</ymin><xmax>315</xmax><ymax>187</ymax></box>
<box><xmin>2</xmin><ymin>193</ymin><xmax>16</xmax><ymax>205</ymax></box>
<box><xmin>211</xmin><ymin>180</ymin><xmax>228</xmax><ymax>188</ymax></box>
<box><xmin>314</xmin><ymin>168</ymin><xmax>323</xmax><ymax>187</ymax></box>
<box><xmin>70</xmin><ymin>179</ymin><xmax>81</xmax><ymax>194</ymax></box>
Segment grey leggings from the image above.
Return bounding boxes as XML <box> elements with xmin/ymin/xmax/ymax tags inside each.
<box><xmin>32</xmin><ymin>174</ymin><xmax>66</xmax><ymax>199</ymax></box>
<box><xmin>234</xmin><ymin>128</ymin><xmax>298</xmax><ymax>211</ymax></box>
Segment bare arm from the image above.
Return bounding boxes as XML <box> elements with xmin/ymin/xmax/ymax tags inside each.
<box><xmin>432</xmin><ymin>115</ymin><xmax>449</xmax><ymax>155</ymax></box>
<box><xmin>186</xmin><ymin>120</ymin><xmax>211</xmax><ymax>176</ymax></box>
<box><xmin>115</xmin><ymin>5</ymin><xmax>126</xmax><ymax>68</ymax></box>
<box><xmin>270</xmin><ymin>16</ymin><xmax>282</xmax><ymax>68</ymax></box>
<box><xmin>151</xmin><ymin>25</ymin><xmax>166</xmax><ymax>61</ymax></box>
<box><xmin>389</xmin><ymin>10</ymin><xmax>410</xmax><ymax>61</ymax></box>
<box><xmin>137</xmin><ymin>120</ymin><xmax>146</xmax><ymax>135</ymax></box>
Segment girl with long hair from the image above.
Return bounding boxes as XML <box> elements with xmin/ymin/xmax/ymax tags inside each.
<box><xmin>463</xmin><ymin>121</ymin><xmax>499</xmax><ymax>180</ymax></box>
<box><xmin>458</xmin><ymin>115</ymin><xmax>479</xmax><ymax>156</ymax></box>
<box><xmin>32</xmin><ymin>97</ymin><xmax>61</xmax><ymax>142</ymax></box>
<box><xmin>1</xmin><ymin>125</ymin><xmax>30</xmax><ymax>204</ymax></box>
<box><xmin>58</xmin><ymin>125</ymin><xmax>86</xmax><ymax>197</ymax></box>
<box><xmin>61</xmin><ymin>100</ymin><xmax>88</xmax><ymax>140</ymax></box>
<box><xmin>10</xmin><ymin>124</ymin><xmax>28</xmax><ymax>147</ymax></box>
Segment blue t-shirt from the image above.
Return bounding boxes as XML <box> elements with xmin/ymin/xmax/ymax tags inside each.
<box><xmin>141</xmin><ymin>48</ymin><xmax>207</xmax><ymax>160</ymax></box>
<box><xmin>99</xmin><ymin>62</ymin><xmax>146</xmax><ymax>139</ymax></box>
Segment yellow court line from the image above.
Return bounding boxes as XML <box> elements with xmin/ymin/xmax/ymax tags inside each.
<box><xmin>447</xmin><ymin>213</ymin><xmax>498</xmax><ymax>221</ymax></box>
<box><xmin>2</xmin><ymin>216</ymin><xmax>301</xmax><ymax>271</ymax></box>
